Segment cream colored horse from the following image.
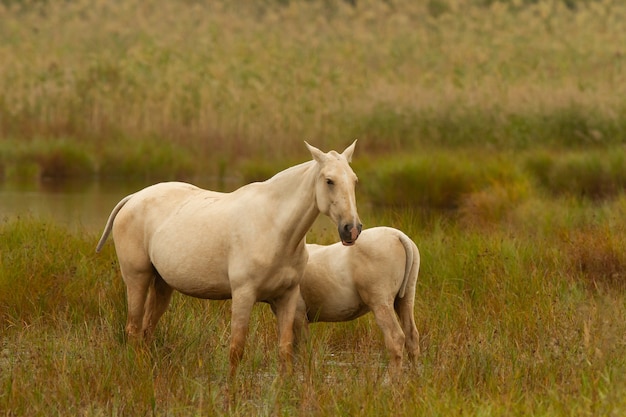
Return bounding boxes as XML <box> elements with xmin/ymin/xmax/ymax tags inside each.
<box><xmin>95</xmin><ymin>141</ymin><xmax>362</xmax><ymax>374</ymax></box>
<box><xmin>293</xmin><ymin>226</ymin><xmax>420</xmax><ymax>376</ymax></box>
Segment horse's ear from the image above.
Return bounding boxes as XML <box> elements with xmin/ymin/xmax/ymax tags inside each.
<box><xmin>341</xmin><ymin>139</ymin><xmax>357</xmax><ymax>163</ymax></box>
<box><xmin>305</xmin><ymin>141</ymin><xmax>327</xmax><ymax>163</ymax></box>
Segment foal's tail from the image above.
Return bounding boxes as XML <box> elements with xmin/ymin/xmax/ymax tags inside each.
<box><xmin>95</xmin><ymin>194</ymin><xmax>135</xmax><ymax>253</ymax></box>
<box><xmin>397</xmin><ymin>231</ymin><xmax>420</xmax><ymax>299</ymax></box>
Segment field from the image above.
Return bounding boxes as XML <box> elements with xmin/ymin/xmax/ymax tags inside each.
<box><xmin>2</xmin><ymin>0</ymin><xmax>626</xmax><ymax>415</ymax></box>
<box><xmin>3</xmin><ymin>203</ymin><xmax>626</xmax><ymax>415</ymax></box>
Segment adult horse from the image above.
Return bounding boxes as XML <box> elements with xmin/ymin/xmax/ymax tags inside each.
<box><xmin>95</xmin><ymin>141</ymin><xmax>362</xmax><ymax>374</ymax></box>
<box><xmin>292</xmin><ymin>227</ymin><xmax>420</xmax><ymax>377</ymax></box>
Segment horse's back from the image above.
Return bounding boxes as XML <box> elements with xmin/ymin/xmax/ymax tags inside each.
<box><xmin>113</xmin><ymin>182</ymin><xmax>205</xmax><ymax>235</ymax></box>
<box><xmin>118</xmin><ymin>181</ymin><xmax>203</xmax><ymax>209</ymax></box>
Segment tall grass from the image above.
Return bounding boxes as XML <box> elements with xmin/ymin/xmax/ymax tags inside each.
<box><xmin>2</xmin><ymin>0</ymin><xmax>625</xmax><ymax>207</ymax></box>
<box><xmin>1</xmin><ymin>0</ymin><xmax>625</xmax><ymax>173</ymax></box>
<box><xmin>3</xmin><ymin>197</ymin><xmax>626</xmax><ymax>414</ymax></box>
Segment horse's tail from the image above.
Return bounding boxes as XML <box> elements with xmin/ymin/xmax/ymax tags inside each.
<box><xmin>396</xmin><ymin>230</ymin><xmax>420</xmax><ymax>299</ymax></box>
<box><xmin>95</xmin><ymin>193</ymin><xmax>135</xmax><ymax>253</ymax></box>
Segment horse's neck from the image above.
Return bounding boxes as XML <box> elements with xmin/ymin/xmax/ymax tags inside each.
<box><xmin>263</xmin><ymin>161</ymin><xmax>319</xmax><ymax>251</ymax></box>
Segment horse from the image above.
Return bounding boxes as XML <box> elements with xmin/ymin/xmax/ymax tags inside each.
<box><xmin>95</xmin><ymin>141</ymin><xmax>362</xmax><ymax>375</ymax></box>
<box><xmin>291</xmin><ymin>226</ymin><xmax>420</xmax><ymax>376</ymax></box>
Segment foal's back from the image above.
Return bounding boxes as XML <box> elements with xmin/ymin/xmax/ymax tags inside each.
<box><xmin>301</xmin><ymin>227</ymin><xmax>415</xmax><ymax>322</ymax></box>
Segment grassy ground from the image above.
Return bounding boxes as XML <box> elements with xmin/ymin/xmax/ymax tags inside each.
<box><xmin>3</xmin><ymin>196</ymin><xmax>626</xmax><ymax>415</ymax></box>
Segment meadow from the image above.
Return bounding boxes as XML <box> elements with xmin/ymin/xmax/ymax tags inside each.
<box><xmin>2</xmin><ymin>0</ymin><xmax>626</xmax><ymax>415</ymax></box>
<box><xmin>3</xmin><ymin>199</ymin><xmax>626</xmax><ymax>415</ymax></box>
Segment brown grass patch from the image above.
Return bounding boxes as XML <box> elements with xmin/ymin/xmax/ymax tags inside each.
<box><xmin>563</xmin><ymin>226</ymin><xmax>626</xmax><ymax>291</ymax></box>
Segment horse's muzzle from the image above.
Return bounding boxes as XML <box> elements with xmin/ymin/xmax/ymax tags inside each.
<box><xmin>339</xmin><ymin>222</ymin><xmax>362</xmax><ymax>246</ymax></box>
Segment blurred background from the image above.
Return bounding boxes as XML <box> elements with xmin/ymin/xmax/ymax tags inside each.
<box><xmin>1</xmin><ymin>0</ymin><xmax>624</xmax><ymax>228</ymax></box>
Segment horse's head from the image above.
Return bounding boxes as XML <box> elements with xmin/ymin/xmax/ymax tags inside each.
<box><xmin>306</xmin><ymin>140</ymin><xmax>362</xmax><ymax>246</ymax></box>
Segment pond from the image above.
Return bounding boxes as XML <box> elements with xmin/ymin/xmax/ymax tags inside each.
<box><xmin>0</xmin><ymin>177</ymin><xmax>250</xmax><ymax>232</ymax></box>
<box><xmin>0</xmin><ymin>177</ymin><xmax>347</xmax><ymax>234</ymax></box>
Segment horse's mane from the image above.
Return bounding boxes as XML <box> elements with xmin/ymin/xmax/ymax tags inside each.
<box><xmin>265</xmin><ymin>160</ymin><xmax>315</xmax><ymax>183</ymax></box>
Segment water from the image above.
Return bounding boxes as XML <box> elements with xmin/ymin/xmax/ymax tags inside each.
<box><xmin>0</xmin><ymin>180</ymin><xmax>217</xmax><ymax>232</ymax></box>
<box><xmin>0</xmin><ymin>178</ymin><xmax>341</xmax><ymax>234</ymax></box>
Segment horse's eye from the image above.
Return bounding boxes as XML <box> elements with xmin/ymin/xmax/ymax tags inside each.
<box><xmin>326</xmin><ymin>179</ymin><xmax>334</xmax><ymax>186</ymax></box>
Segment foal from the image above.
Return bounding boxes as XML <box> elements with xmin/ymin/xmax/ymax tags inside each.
<box><xmin>294</xmin><ymin>226</ymin><xmax>420</xmax><ymax>376</ymax></box>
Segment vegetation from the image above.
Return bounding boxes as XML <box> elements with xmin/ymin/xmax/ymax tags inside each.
<box><xmin>2</xmin><ymin>0</ymin><xmax>626</xmax><ymax>414</ymax></box>
<box><xmin>3</xmin><ymin>197</ymin><xmax>626</xmax><ymax>415</ymax></box>
<box><xmin>1</xmin><ymin>0</ymin><xmax>625</xmax><ymax>180</ymax></box>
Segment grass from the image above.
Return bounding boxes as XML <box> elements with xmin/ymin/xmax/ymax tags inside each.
<box><xmin>1</xmin><ymin>0</ymin><xmax>626</xmax><ymax>174</ymax></box>
<box><xmin>3</xmin><ymin>194</ymin><xmax>626</xmax><ymax>414</ymax></box>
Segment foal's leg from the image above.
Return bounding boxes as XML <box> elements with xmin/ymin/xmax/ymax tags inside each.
<box><xmin>229</xmin><ymin>290</ymin><xmax>256</xmax><ymax>376</ymax></box>
<box><xmin>142</xmin><ymin>273</ymin><xmax>174</xmax><ymax>340</ymax></box>
<box><xmin>395</xmin><ymin>292</ymin><xmax>420</xmax><ymax>363</ymax></box>
<box><xmin>370</xmin><ymin>303</ymin><xmax>405</xmax><ymax>377</ymax></box>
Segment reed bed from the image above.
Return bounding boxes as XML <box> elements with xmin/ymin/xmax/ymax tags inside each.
<box><xmin>1</xmin><ymin>0</ymin><xmax>625</xmax><ymax>180</ymax></box>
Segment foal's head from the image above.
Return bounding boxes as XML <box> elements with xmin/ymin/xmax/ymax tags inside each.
<box><xmin>306</xmin><ymin>140</ymin><xmax>362</xmax><ymax>246</ymax></box>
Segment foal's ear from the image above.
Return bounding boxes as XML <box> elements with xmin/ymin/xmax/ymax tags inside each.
<box><xmin>305</xmin><ymin>141</ymin><xmax>327</xmax><ymax>163</ymax></box>
<box><xmin>341</xmin><ymin>139</ymin><xmax>357</xmax><ymax>163</ymax></box>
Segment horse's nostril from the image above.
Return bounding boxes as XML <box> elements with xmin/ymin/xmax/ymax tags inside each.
<box><xmin>344</xmin><ymin>224</ymin><xmax>351</xmax><ymax>232</ymax></box>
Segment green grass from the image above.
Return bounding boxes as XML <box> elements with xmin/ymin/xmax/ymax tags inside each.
<box><xmin>3</xmin><ymin>197</ymin><xmax>626</xmax><ymax>415</ymax></box>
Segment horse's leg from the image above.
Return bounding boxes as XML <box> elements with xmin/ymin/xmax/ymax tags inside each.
<box><xmin>229</xmin><ymin>290</ymin><xmax>256</xmax><ymax>376</ymax></box>
<box><xmin>273</xmin><ymin>286</ymin><xmax>300</xmax><ymax>373</ymax></box>
<box><xmin>121</xmin><ymin>268</ymin><xmax>154</xmax><ymax>342</ymax></box>
<box><xmin>370</xmin><ymin>303</ymin><xmax>405</xmax><ymax>378</ymax></box>
<box><xmin>395</xmin><ymin>292</ymin><xmax>420</xmax><ymax>363</ymax></box>
<box><xmin>142</xmin><ymin>273</ymin><xmax>174</xmax><ymax>340</ymax></box>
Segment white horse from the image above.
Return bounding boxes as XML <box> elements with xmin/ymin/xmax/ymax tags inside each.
<box><xmin>291</xmin><ymin>226</ymin><xmax>420</xmax><ymax>376</ymax></box>
<box><xmin>96</xmin><ymin>141</ymin><xmax>362</xmax><ymax>374</ymax></box>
